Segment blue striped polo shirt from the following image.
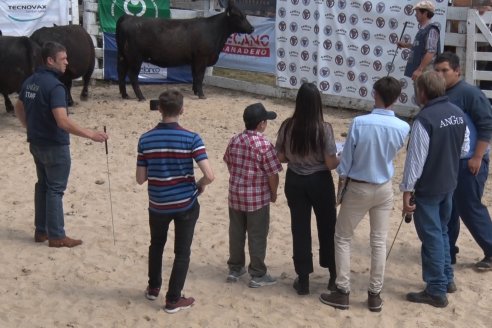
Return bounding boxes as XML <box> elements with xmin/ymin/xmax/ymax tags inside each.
<box><xmin>137</xmin><ymin>122</ymin><xmax>208</xmax><ymax>214</ymax></box>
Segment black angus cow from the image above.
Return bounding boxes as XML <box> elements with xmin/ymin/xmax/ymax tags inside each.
<box><xmin>30</xmin><ymin>25</ymin><xmax>95</xmax><ymax>106</ymax></box>
<box><xmin>116</xmin><ymin>0</ymin><xmax>254</xmax><ymax>100</ymax></box>
<box><xmin>0</xmin><ymin>36</ymin><xmax>41</xmax><ymax>112</ymax></box>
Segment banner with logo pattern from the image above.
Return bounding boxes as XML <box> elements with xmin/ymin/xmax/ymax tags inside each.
<box><xmin>275</xmin><ymin>0</ymin><xmax>448</xmax><ymax>107</ymax></box>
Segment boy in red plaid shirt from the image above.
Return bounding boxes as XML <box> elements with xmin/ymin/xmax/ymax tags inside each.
<box><xmin>223</xmin><ymin>103</ymin><xmax>283</xmax><ymax>288</ymax></box>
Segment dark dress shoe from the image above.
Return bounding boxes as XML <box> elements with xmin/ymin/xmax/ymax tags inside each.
<box><xmin>49</xmin><ymin>236</ymin><xmax>83</xmax><ymax>248</ymax></box>
<box><xmin>406</xmin><ymin>290</ymin><xmax>448</xmax><ymax>308</ymax></box>
<box><xmin>293</xmin><ymin>276</ymin><xmax>309</xmax><ymax>295</ymax></box>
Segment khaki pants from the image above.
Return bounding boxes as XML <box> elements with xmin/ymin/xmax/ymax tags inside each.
<box><xmin>335</xmin><ymin>180</ymin><xmax>393</xmax><ymax>294</ymax></box>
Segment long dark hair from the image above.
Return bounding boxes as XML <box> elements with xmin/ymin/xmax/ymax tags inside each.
<box><xmin>280</xmin><ymin>82</ymin><xmax>326</xmax><ymax>157</ymax></box>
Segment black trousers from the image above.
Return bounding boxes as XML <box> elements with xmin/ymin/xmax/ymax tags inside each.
<box><xmin>148</xmin><ymin>201</ymin><xmax>199</xmax><ymax>302</ymax></box>
<box><xmin>284</xmin><ymin>169</ymin><xmax>337</xmax><ymax>277</ymax></box>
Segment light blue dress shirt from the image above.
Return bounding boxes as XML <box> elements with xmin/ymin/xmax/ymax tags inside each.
<box><xmin>337</xmin><ymin>108</ymin><xmax>410</xmax><ymax>184</ymax></box>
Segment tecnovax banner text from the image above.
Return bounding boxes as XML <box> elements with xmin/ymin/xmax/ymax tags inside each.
<box><xmin>276</xmin><ymin>0</ymin><xmax>448</xmax><ymax>107</ymax></box>
<box><xmin>0</xmin><ymin>0</ymin><xmax>68</xmax><ymax>36</ymax></box>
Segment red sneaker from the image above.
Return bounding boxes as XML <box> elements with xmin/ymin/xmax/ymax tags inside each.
<box><xmin>164</xmin><ymin>296</ymin><xmax>195</xmax><ymax>314</ymax></box>
<box><xmin>145</xmin><ymin>286</ymin><xmax>160</xmax><ymax>300</ymax></box>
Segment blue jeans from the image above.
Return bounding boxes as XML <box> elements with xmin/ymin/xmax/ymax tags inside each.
<box><xmin>148</xmin><ymin>201</ymin><xmax>199</xmax><ymax>302</ymax></box>
<box><xmin>448</xmin><ymin>157</ymin><xmax>492</xmax><ymax>258</ymax></box>
<box><xmin>414</xmin><ymin>192</ymin><xmax>454</xmax><ymax>297</ymax></box>
<box><xmin>30</xmin><ymin>144</ymin><xmax>71</xmax><ymax>239</ymax></box>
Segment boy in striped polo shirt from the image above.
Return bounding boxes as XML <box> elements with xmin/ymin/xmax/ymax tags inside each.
<box><xmin>224</xmin><ymin>103</ymin><xmax>282</xmax><ymax>287</ymax></box>
<box><xmin>136</xmin><ymin>90</ymin><xmax>214</xmax><ymax>313</ymax></box>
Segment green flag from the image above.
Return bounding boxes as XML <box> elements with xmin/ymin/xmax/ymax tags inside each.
<box><xmin>99</xmin><ymin>0</ymin><xmax>170</xmax><ymax>33</ymax></box>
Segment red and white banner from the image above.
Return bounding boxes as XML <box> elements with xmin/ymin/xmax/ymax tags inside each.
<box><xmin>275</xmin><ymin>0</ymin><xmax>448</xmax><ymax>106</ymax></box>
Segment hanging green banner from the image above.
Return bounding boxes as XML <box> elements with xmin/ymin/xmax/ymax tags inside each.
<box><xmin>99</xmin><ymin>0</ymin><xmax>170</xmax><ymax>33</ymax></box>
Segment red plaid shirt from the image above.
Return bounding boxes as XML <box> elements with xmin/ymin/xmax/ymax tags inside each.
<box><xmin>224</xmin><ymin>130</ymin><xmax>282</xmax><ymax>212</ymax></box>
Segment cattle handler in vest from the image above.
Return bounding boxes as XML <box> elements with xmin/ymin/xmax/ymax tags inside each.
<box><xmin>398</xmin><ymin>0</ymin><xmax>440</xmax><ymax>82</ymax></box>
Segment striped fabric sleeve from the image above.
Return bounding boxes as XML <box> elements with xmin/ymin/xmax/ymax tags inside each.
<box><xmin>191</xmin><ymin>134</ymin><xmax>208</xmax><ymax>162</ymax></box>
<box><xmin>136</xmin><ymin>138</ymin><xmax>148</xmax><ymax>167</ymax></box>
<box><xmin>426</xmin><ymin>27</ymin><xmax>439</xmax><ymax>53</ymax></box>
<box><xmin>400</xmin><ymin>120</ymin><xmax>429</xmax><ymax>192</ymax></box>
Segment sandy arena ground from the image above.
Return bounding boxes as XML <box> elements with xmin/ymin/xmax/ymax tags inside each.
<box><xmin>0</xmin><ymin>82</ymin><xmax>490</xmax><ymax>327</ymax></box>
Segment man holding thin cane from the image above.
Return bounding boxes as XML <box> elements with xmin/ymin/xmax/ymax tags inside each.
<box><xmin>401</xmin><ymin>71</ymin><xmax>469</xmax><ymax>308</ymax></box>
<box><xmin>15</xmin><ymin>41</ymin><xmax>108</xmax><ymax>248</ymax></box>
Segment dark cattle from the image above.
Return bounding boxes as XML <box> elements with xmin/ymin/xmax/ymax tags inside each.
<box><xmin>116</xmin><ymin>1</ymin><xmax>254</xmax><ymax>100</ymax></box>
<box><xmin>30</xmin><ymin>25</ymin><xmax>95</xmax><ymax>106</ymax></box>
<box><xmin>0</xmin><ymin>36</ymin><xmax>41</xmax><ymax>112</ymax></box>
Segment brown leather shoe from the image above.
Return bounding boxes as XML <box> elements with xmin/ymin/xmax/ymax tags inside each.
<box><xmin>48</xmin><ymin>236</ymin><xmax>83</xmax><ymax>248</ymax></box>
<box><xmin>34</xmin><ymin>232</ymin><xmax>48</xmax><ymax>243</ymax></box>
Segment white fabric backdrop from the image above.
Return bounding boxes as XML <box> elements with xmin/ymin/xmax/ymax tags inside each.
<box><xmin>276</xmin><ymin>0</ymin><xmax>448</xmax><ymax>107</ymax></box>
<box><xmin>0</xmin><ymin>0</ymin><xmax>68</xmax><ymax>36</ymax></box>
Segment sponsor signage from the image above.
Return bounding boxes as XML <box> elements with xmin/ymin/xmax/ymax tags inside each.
<box><xmin>0</xmin><ymin>0</ymin><xmax>68</xmax><ymax>36</ymax></box>
<box><xmin>276</xmin><ymin>0</ymin><xmax>448</xmax><ymax>106</ymax></box>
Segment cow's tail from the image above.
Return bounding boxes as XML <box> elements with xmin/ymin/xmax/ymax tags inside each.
<box><xmin>115</xmin><ymin>14</ymin><xmax>129</xmax><ymax>64</ymax></box>
<box><xmin>22</xmin><ymin>37</ymin><xmax>39</xmax><ymax>74</ymax></box>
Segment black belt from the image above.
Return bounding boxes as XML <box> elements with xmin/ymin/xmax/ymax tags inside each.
<box><xmin>348</xmin><ymin>178</ymin><xmax>370</xmax><ymax>184</ymax></box>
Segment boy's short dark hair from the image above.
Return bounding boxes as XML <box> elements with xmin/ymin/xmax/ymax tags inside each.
<box><xmin>373</xmin><ymin>76</ymin><xmax>402</xmax><ymax>107</ymax></box>
<box><xmin>158</xmin><ymin>90</ymin><xmax>183</xmax><ymax>116</ymax></box>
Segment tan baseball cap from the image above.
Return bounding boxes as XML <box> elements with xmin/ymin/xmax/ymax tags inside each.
<box><xmin>413</xmin><ymin>0</ymin><xmax>436</xmax><ymax>13</ymax></box>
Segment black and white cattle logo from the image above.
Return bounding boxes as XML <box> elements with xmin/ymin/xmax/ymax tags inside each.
<box><xmin>335</xmin><ymin>55</ymin><xmax>344</xmax><ymax>66</ymax></box>
<box><xmin>362</xmin><ymin>30</ymin><xmax>370</xmax><ymax>41</ymax></box>
<box><xmin>291</xmin><ymin>0</ymin><xmax>299</xmax><ymax>5</ymax></box>
<box><xmin>314</xmin><ymin>24</ymin><xmax>320</xmax><ymax>34</ymax></box>
<box><xmin>334</xmin><ymin>82</ymin><xmax>342</xmax><ymax>93</ymax></box>
<box><xmin>399</xmin><ymin>78</ymin><xmax>408</xmax><ymax>89</ymax></box>
<box><xmin>359</xmin><ymin>86</ymin><xmax>368</xmax><ymax>97</ymax></box>
<box><xmin>404</xmin><ymin>5</ymin><xmax>414</xmax><ymax>16</ymax></box>
<box><xmin>290</xmin><ymin>22</ymin><xmax>298</xmax><ymax>33</ymax></box>
<box><xmin>320</xmin><ymin>67</ymin><xmax>330</xmax><ymax>78</ymax></box>
<box><xmin>363</xmin><ymin>1</ymin><xmax>372</xmax><ymax>12</ymax></box>
<box><xmin>312</xmin><ymin>52</ymin><xmax>318</xmax><ymax>61</ymax></box>
<box><xmin>324</xmin><ymin>39</ymin><xmax>332</xmax><ymax>50</ymax></box>
<box><xmin>376</xmin><ymin>17</ymin><xmax>385</xmax><ymax>29</ymax></box>
<box><xmin>374</xmin><ymin>45</ymin><xmax>383</xmax><ymax>57</ymax></box>
<box><xmin>277</xmin><ymin>48</ymin><xmax>285</xmax><ymax>58</ymax></box>
<box><xmin>278</xmin><ymin>21</ymin><xmax>287</xmax><ymax>31</ymax></box>
<box><xmin>403</xmin><ymin>34</ymin><xmax>412</xmax><ymax>44</ymax></box>
<box><xmin>347</xmin><ymin>70</ymin><xmax>356</xmax><ymax>81</ymax></box>
<box><xmin>290</xmin><ymin>76</ymin><xmax>297</xmax><ymax>86</ymax></box>
<box><xmin>389</xmin><ymin>18</ymin><xmax>398</xmax><ymax>30</ymax></box>
<box><xmin>324</xmin><ymin>25</ymin><xmax>333</xmax><ymax>36</ymax></box>
<box><xmin>350</xmin><ymin>14</ymin><xmax>358</xmax><ymax>26</ymax></box>
<box><xmin>326</xmin><ymin>0</ymin><xmax>335</xmax><ymax>8</ymax></box>
<box><xmin>302</xmin><ymin>9</ymin><xmax>311</xmax><ymax>20</ymax></box>
<box><xmin>350</xmin><ymin>28</ymin><xmax>359</xmax><ymax>39</ymax></box>
<box><xmin>399</xmin><ymin>93</ymin><xmax>408</xmax><ymax>103</ymax></box>
<box><xmin>301</xmin><ymin>51</ymin><xmax>310</xmax><ymax>61</ymax></box>
<box><xmin>385</xmin><ymin>62</ymin><xmax>395</xmax><ymax>74</ymax></box>
<box><xmin>376</xmin><ymin>2</ymin><xmax>385</xmax><ymax>14</ymax></box>
<box><xmin>277</xmin><ymin>61</ymin><xmax>286</xmax><ymax>72</ymax></box>
<box><xmin>302</xmin><ymin>0</ymin><xmax>310</xmax><ymax>5</ymax></box>
<box><xmin>314</xmin><ymin>10</ymin><xmax>320</xmax><ymax>20</ymax></box>
<box><xmin>358</xmin><ymin>72</ymin><xmax>368</xmax><ymax>84</ymax></box>
<box><xmin>278</xmin><ymin>7</ymin><xmax>286</xmax><ymax>18</ymax></box>
<box><xmin>289</xmin><ymin>63</ymin><xmax>297</xmax><ymax>73</ymax></box>
<box><xmin>338</xmin><ymin>0</ymin><xmax>346</xmax><ymax>10</ymax></box>
<box><xmin>290</xmin><ymin>36</ymin><xmax>298</xmax><ymax>46</ymax></box>
<box><xmin>313</xmin><ymin>65</ymin><xmax>317</xmax><ymax>76</ymax></box>
<box><xmin>389</xmin><ymin>33</ymin><xmax>398</xmax><ymax>44</ymax></box>
<box><xmin>301</xmin><ymin>37</ymin><xmax>309</xmax><ymax>47</ymax></box>
<box><xmin>338</xmin><ymin>13</ymin><xmax>346</xmax><ymax>24</ymax></box>
<box><xmin>335</xmin><ymin>41</ymin><xmax>343</xmax><ymax>52</ymax></box>
<box><xmin>373</xmin><ymin>60</ymin><xmax>383</xmax><ymax>71</ymax></box>
<box><xmin>319</xmin><ymin>81</ymin><xmax>330</xmax><ymax>91</ymax></box>
<box><xmin>361</xmin><ymin>44</ymin><xmax>370</xmax><ymax>55</ymax></box>
<box><xmin>401</xmin><ymin>49</ymin><xmax>411</xmax><ymax>60</ymax></box>
<box><xmin>347</xmin><ymin>56</ymin><xmax>356</xmax><ymax>68</ymax></box>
